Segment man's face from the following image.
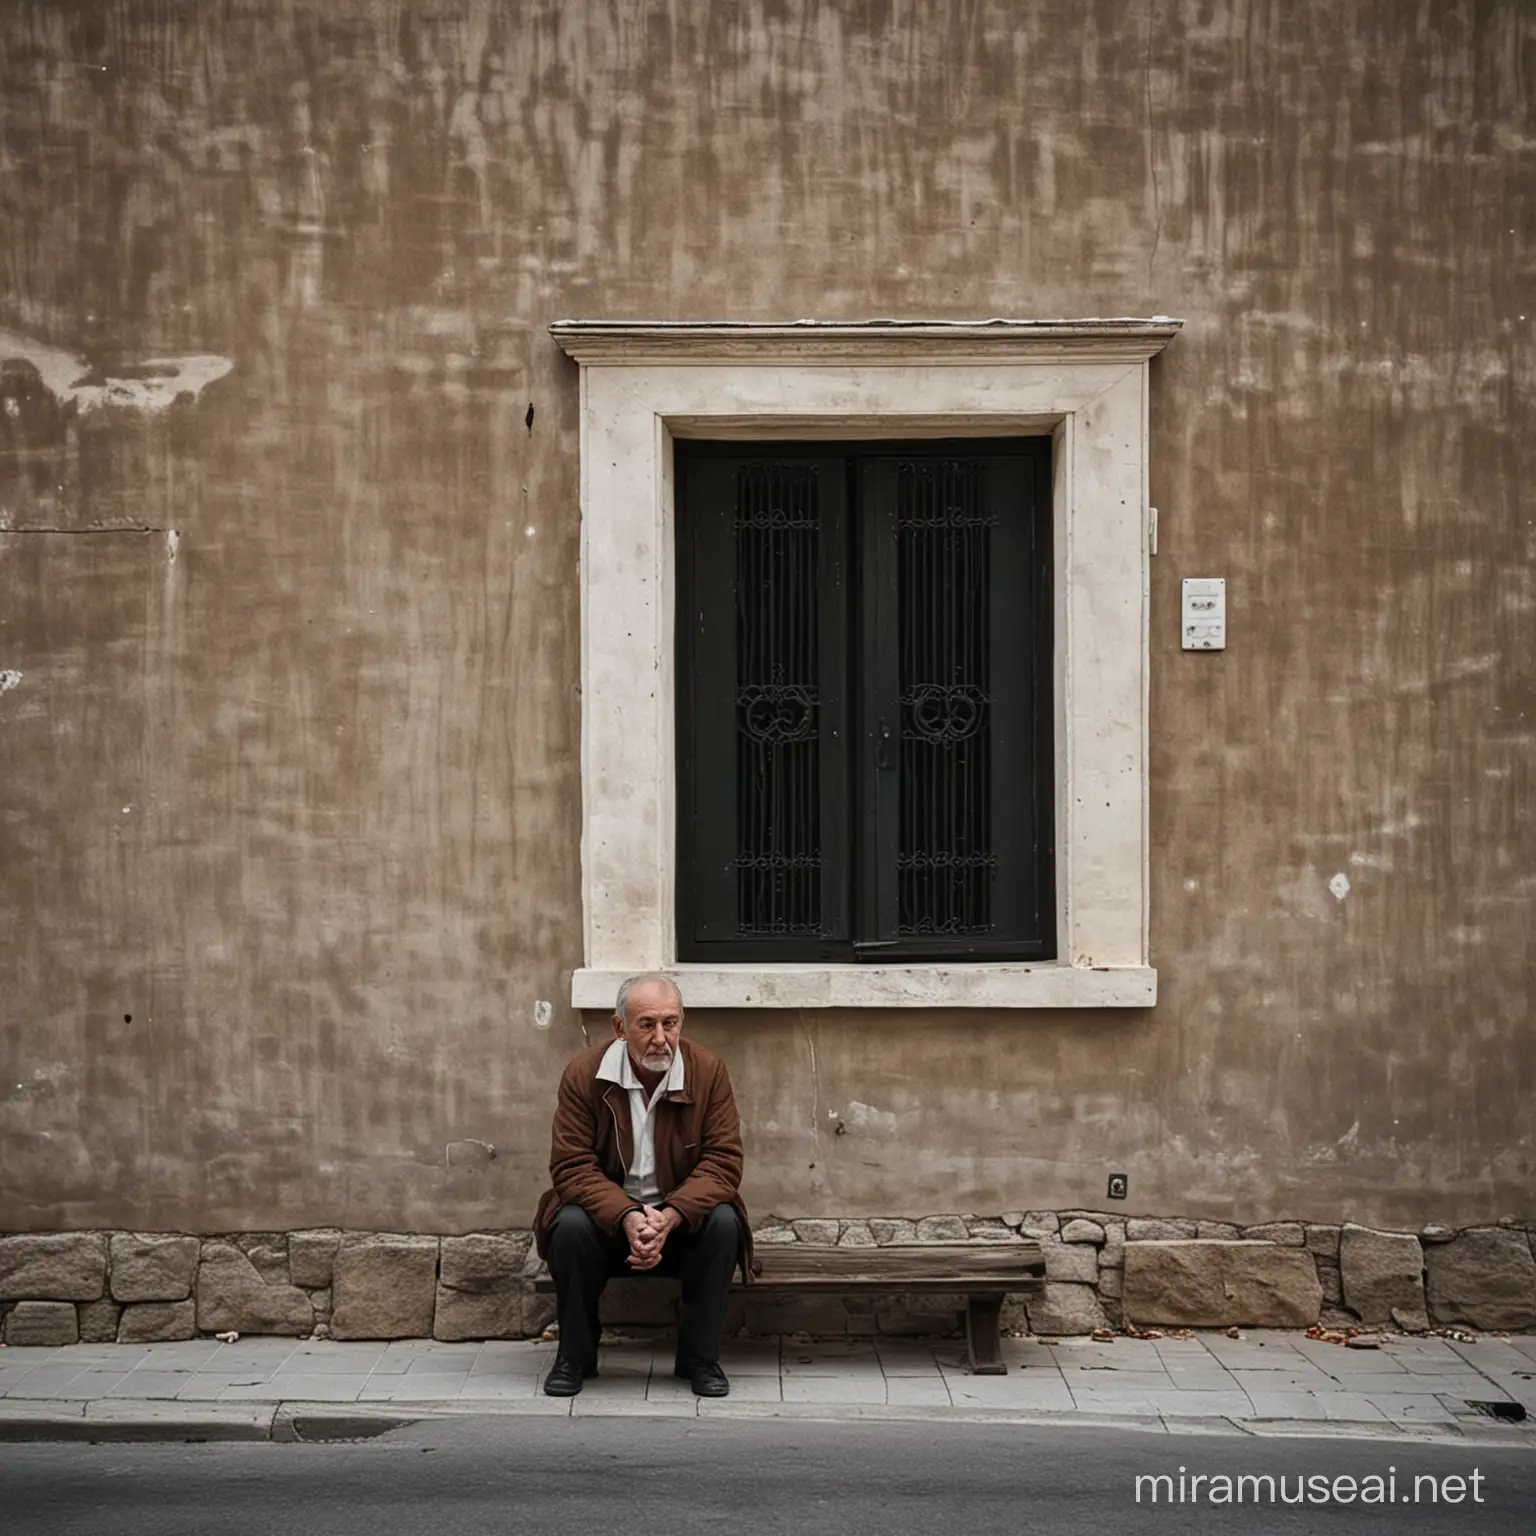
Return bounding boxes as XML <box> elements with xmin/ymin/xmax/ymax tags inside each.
<box><xmin>614</xmin><ymin>980</ymin><xmax>683</xmax><ymax>1077</ymax></box>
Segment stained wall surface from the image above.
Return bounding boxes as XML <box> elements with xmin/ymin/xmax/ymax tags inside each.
<box><xmin>1</xmin><ymin>0</ymin><xmax>1531</xmax><ymax>1235</ymax></box>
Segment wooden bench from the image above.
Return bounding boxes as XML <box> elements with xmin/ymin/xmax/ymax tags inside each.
<box><xmin>534</xmin><ymin>1240</ymin><xmax>1044</xmax><ymax>1375</ymax></box>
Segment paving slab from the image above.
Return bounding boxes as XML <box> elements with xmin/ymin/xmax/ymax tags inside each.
<box><xmin>947</xmin><ymin>1375</ymin><xmax>1076</xmax><ymax>1412</ymax></box>
<box><xmin>102</xmin><ymin>1372</ymin><xmax>195</xmax><ymax>1398</ymax></box>
<box><xmin>456</xmin><ymin>1377</ymin><xmax>543</xmax><ymax>1401</ymax></box>
<box><xmin>1147</xmin><ymin>1389</ymin><xmax>1255</xmax><ymax>1418</ymax></box>
<box><xmin>882</xmin><ymin>1376</ymin><xmax>951</xmax><ymax>1407</ymax></box>
<box><xmin>278</xmin><ymin>1348</ymin><xmax>387</xmax><ymax>1374</ymax></box>
<box><xmin>1364</xmin><ymin>1392</ymin><xmax>1465</xmax><ymax>1423</ymax></box>
<box><xmin>782</xmin><ymin>1374</ymin><xmax>889</xmax><ymax>1404</ymax></box>
<box><xmin>2</xmin><ymin>1333</ymin><xmax>1534</xmax><ymax>1444</ymax></box>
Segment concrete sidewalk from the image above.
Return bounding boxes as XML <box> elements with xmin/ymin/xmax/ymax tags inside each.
<box><xmin>1</xmin><ymin>1330</ymin><xmax>1534</xmax><ymax>1445</ymax></box>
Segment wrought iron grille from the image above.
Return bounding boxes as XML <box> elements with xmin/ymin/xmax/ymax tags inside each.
<box><xmin>732</xmin><ymin>465</ymin><xmax>823</xmax><ymax>936</ymax></box>
<box><xmin>896</xmin><ymin>459</ymin><xmax>996</xmax><ymax>936</ymax></box>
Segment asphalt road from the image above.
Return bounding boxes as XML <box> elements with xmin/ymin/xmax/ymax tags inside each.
<box><xmin>3</xmin><ymin>1417</ymin><xmax>1533</xmax><ymax>1535</ymax></box>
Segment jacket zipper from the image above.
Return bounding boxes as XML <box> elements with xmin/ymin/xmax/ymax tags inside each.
<box><xmin>605</xmin><ymin>1089</ymin><xmax>629</xmax><ymax>1180</ymax></box>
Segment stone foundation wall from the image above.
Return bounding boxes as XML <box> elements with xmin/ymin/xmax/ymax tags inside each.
<box><xmin>3</xmin><ymin>1214</ymin><xmax>1533</xmax><ymax>1347</ymax></box>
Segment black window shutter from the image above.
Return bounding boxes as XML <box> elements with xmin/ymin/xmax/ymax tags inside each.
<box><xmin>858</xmin><ymin>450</ymin><xmax>1053</xmax><ymax>957</ymax></box>
<box><xmin>678</xmin><ymin>455</ymin><xmax>848</xmax><ymax>953</ymax></box>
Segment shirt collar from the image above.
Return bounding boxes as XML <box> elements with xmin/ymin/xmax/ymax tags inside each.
<box><xmin>596</xmin><ymin>1037</ymin><xmax>686</xmax><ymax>1093</ymax></box>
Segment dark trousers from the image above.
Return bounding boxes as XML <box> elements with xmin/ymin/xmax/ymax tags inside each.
<box><xmin>545</xmin><ymin>1202</ymin><xmax>741</xmax><ymax>1372</ymax></box>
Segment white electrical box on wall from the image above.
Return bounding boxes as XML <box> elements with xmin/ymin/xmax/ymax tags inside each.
<box><xmin>1181</xmin><ymin>577</ymin><xmax>1226</xmax><ymax>650</ymax></box>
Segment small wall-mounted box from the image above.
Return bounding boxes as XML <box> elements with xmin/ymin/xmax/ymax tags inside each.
<box><xmin>1181</xmin><ymin>577</ymin><xmax>1226</xmax><ymax>650</ymax></box>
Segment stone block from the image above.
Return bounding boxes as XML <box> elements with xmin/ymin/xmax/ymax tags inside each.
<box><xmin>330</xmin><ymin>1235</ymin><xmax>437</xmax><ymax>1340</ymax></box>
<box><xmin>118</xmin><ymin>1300</ymin><xmax>197</xmax><ymax>1343</ymax></box>
<box><xmin>434</xmin><ymin>1284</ymin><xmax>522</xmax><ymax>1341</ymax></box>
<box><xmin>0</xmin><ymin>1233</ymin><xmax>107</xmax><ymax>1301</ymax></box>
<box><xmin>1317</xmin><ymin>1261</ymin><xmax>1343</xmax><ymax>1306</ymax></box>
<box><xmin>196</xmin><ymin>1241</ymin><xmax>313</xmax><ymax>1336</ymax></box>
<box><xmin>1306</xmin><ymin>1224</ymin><xmax>1342</xmax><ymax>1260</ymax></box>
<box><xmin>1122</xmin><ymin>1240</ymin><xmax>1321</xmax><ymax>1328</ymax></box>
<box><xmin>1425</xmin><ymin>1227</ymin><xmax>1536</xmax><ymax>1331</ymax></box>
<box><xmin>1097</xmin><ymin>1266</ymin><xmax>1123</xmax><ymax>1299</ymax></box>
<box><xmin>233</xmin><ymin>1235</ymin><xmax>290</xmax><ymax>1284</ymax></box>
<box><xmin>1126</xmin><ymin>1218</ymin><xmax>1197</xmax><ymax>1241</ymax></box>
<box><xmin>869</xmin><ymin>1219</ymin><xmax>918</xmax><ymax>1245</ymax></box>
<box><xmin>77</xmin><ymin>1298</ymin><xmax>122</xmax><ymax>1343</ymax></box>
<box><xmin>434</xmin><ymin>1233</ymin><xmax>527</xmax><ymax>1341</ymax></box>
<box><xmin>1419</xmin><ymin>1224</ymin><xmax>1456</xmax><ymax>1245</ymax></box>
<box><xmin>1000</xmin><ymin>1212</ymin><xmax>1025</xmax><ymax>1230</ymax></box>
<box><xmin>1027</xmin><ymin>1282</ymin><xmax>1108</xmax><ymax>1336</ymax></box>
<box><xmin>1196</xmin><ymin>1221</ymin><xmax>1241</xmax><ymax>1240</ymax></box>
<box><xmin>1099</xmin><ymin>1225</ymin><xmax>1126</xmax><ymax>1267</ymax></box>
<box><xmin>109</xmin><ymin>1233</ymin><xmax>200</xmax><ymax>1302</ymax></box>
<box><xmin>914</xmin><ymin>1216</ymin><xmax>970</xmax><ymax>1243</ymax></box>
<box><xmin>5</xmin><ymin>1300</ymin><xmax>79</xmax><ymax>1346</ymax></box>
<box><xmin>1241</xmin><ymin>1222</ymin><xmax>1305</xmax><ymax>1245</ymax></box>
<box><xmin>440</xmin><ymin>1233</ymin><xmax>530</xmax><ymax>1291</ymax></box>
<box><xmin>875</xmin><ymin>1295</ymin><xmax>966</xmax><ymax>1336</ymax></box>
<box><xmin>1041</xmin><ymin>1237</ymin><xmax>1100</xmax><ymax>1284</ymax></box>
<box><xmin>310</xmin><ymin>1287</ymin><xmax>333</xmax><ymax>1323</ymax></box>
<box><xmin>966</xmin><ymin>1223</ymin><xmax>1027</xmax><ymax>1243</ymax></box>
<box><xmin>838</xmin><ymin>1222</ymin><xmax>876</xmax><ymax>1248</ymax></box>
<box><xmin>1339</xmin><ymin>1224</ymin><xmax>1426</xmax><ymax>1329</ymax></box>
<box><xmin>289</xmin><ymin>1229</ymin><xmax>343</xmax><ymax>1289</ymax></box>
<box><xmin>791</xmin><ymin>1220</ymin><xmax>840</xmax><ymax>1245</ymax></box>
<box><xmin>1060</xmin><ymin>1218</ymin><xmax>1106</xmax><ymax>1245</ymax></box>
<box><xmin>754</xmin><ymin>1225</ymin><xmax>798</xmax><ymax>1245</ymax></box>
<box><xmin>1018</xmin><ymin>1211</ymin><xmax>1060</xmax><ymax>1238</ymax></box>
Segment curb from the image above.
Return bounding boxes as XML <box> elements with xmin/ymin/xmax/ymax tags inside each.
<box><xmin>0</xmin><ymin>1397</ymin><xmax>1530</xmax><ymax>1447</ymax></box>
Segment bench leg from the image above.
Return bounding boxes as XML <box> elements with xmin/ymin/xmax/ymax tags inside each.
<box><xmin>964</xmin><ymin>1295</ymin><xmax>1006</xmax><ymax>1375</ymax></box>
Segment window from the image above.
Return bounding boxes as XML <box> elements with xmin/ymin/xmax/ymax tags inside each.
<box><xmin>676</xmin><ymin>441</ymin><xmax>1054</xmax><ymax>962</ymax></box>
<box><xmin>551</xmin><ymin>319</ymin><xmax>1180</xmax><ymax>1008</ymax></box>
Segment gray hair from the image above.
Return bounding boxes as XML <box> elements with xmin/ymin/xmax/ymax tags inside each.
<box><xmin>614</xmin><ymin>973</ymin><xmax>684</xmax><ymax>1024</ymax></box>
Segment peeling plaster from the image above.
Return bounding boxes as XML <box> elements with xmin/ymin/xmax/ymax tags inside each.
<box><xmin>0</xmin><ymin>669</ymin><xmax>21</xmax><ymax>694</ymax></box>
<box><xmin>842</xmin><ymin>1101</ymin><xmax>898</xmax><ymax>1137</ymax></box>
<box><xmin>0</xmin><ymin>326</ymin><xmax>232</xmax><ymax>413</ymax></box>
<box><xmin>1328</xmin><ymin>873</ymin><xmax>1351</xmax><ymax>901</ymax></box>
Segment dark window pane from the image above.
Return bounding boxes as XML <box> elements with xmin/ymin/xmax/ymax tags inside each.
<box><xmin>733</xmin><ymin>465</ymin><xmax>824</xmax><ymax>936</ymax></box>
<box><xmin>677</xmin><ymin>439</ymin><xmax>1050</xmax><ymax>963</ymax></box>
<box><xmin>895</xmin><ymin>459</ymin><xmax>996</xmax><ymax>936</ymax></box>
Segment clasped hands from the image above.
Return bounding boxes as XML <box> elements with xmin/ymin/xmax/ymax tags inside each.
<box><xmin>621</xmin><ymin>1204</ymin><xmax>681</xmax><ymax>1269</ymax></box>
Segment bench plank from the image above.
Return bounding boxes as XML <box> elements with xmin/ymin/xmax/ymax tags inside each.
<box><xmin>753</xmin><ymin>1241</ymin><xmax>1042</xmax><ymax>1289</ymax></box>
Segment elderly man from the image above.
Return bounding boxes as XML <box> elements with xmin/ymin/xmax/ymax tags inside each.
<box><xmin>532</xmin><ymin>975</ymin><xmax>753</xmax><ymax>1397</ymax></box>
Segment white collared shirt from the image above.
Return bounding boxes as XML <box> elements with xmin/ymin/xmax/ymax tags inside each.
<box><xmin>596</xmin><ymin>1037</ymin><xmax>686</xmax><ymax>1205</ymax></box>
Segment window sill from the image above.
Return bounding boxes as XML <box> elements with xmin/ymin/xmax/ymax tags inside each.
<box><xmin>571</xmin><ymin>963</ymin><xmax>1156</xmax><ymax>1010</ymax></box>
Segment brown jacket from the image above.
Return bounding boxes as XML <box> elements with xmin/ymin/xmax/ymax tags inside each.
<box><xmin>532</xmin><ymin>1038</ymin><xmax>757</xmax><ymax>1282</ymax></box>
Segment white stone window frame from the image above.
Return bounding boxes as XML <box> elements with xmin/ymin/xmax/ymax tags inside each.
<box><xmin>552</xmin><ymin>319</ymin><xmax>1181</xmax><ymax>1010</ymax></box>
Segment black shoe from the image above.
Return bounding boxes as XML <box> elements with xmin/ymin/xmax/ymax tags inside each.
<box><xmin>543</xmin><ymin>1358</ymin><xmax>590</xmax><ymax>1397</ymax></box>
<box><xmin>683</xmin><ymin>1360</ymin><xmax>730</xmax><ymax>1398</ymax></box>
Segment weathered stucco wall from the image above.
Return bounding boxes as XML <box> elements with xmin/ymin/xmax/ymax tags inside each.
<box><xmin>1</xmin><ymin>0</ymin><xmax>1531</xmax><ymax>1235</ymax></box>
